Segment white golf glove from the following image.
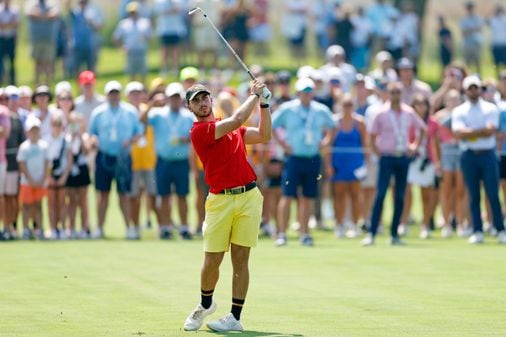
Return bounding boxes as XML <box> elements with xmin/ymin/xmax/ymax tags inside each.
<box><xmin>261</xmin><ymin>87</ymin><xmax>272</xmax><ymax>104</ymax></box>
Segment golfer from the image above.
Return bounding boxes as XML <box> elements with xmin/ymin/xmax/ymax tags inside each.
<box><xmin>183</xmin><ymin>79</ymin><xmax>271</xmax><ymax>332</ymax></box>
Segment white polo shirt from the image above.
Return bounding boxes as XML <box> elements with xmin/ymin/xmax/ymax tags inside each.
<box><xmin>452</xmin><ymin>98</ymin><xmax>499</xmax><ymax>151</ymax></box>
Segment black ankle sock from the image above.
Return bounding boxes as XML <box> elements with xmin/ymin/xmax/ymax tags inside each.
<box><xmin>200</xmin><ymin>289</ymin><xmax>214</xmax><ymax>309</ymax></box>
<box><xmin>231</xmin><ymin>298</ymin><xmax>245</xmax><ymax>321</ymax></box>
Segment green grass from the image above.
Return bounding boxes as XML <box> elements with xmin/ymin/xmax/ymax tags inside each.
<box><xmin>2</xmin><ymin>217</ymin><xmax>506</xmax><ymax>337</ymax></box>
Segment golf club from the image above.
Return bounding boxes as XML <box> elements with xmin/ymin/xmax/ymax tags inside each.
<box><xmin>188</xmin><ymin>7</ymin><xmax>255</xmax><ymax>80</ymax></box>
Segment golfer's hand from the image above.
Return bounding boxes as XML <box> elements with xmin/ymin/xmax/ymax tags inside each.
<box><xmin>250</xmin><ymin>80</ymin><xmax>265</xmax><ymax>98</ymax></box>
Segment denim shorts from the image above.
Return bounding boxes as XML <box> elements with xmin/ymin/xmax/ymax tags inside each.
<box><xmin>440</xmin><ymin>143</ymin><xmax>461</xmax><ymax>172</ymax></box>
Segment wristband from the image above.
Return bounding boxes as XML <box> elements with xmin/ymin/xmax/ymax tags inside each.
<box><xmin>260</xmin><ymin>103</ymin><xmax>269</xmax><ymax>109</ymax></box>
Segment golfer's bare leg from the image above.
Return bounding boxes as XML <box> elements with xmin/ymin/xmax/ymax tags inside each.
<box><xmin>201</xmin><ymin>251</ymin><xmax>225</xmax><ymax>291</ymax></box>
<box><xmin>230</xmin><ymin>244</ymin><xmax>250</xmax><ymax>299</ymax></box>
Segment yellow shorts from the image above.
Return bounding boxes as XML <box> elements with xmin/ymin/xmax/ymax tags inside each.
<box><xmin>203</xmin><ymin>187</ymin><xmax>263</xmax><ymax>252</ymax></box>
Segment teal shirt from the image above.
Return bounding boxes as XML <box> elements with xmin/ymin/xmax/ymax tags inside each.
<box><xmin>88</xmin><ymin>102</ymin><xmax>143</xmax><ymax>156</ymax></box>
<box><xmin>148</xmin><ymin>106</ymin><xmax>194</xmax><ymax>160</ymax></box>
<box><xmin>272</xmin><ymin>99</ymin><xmax>335</xmax><ymax>157</ymax></box>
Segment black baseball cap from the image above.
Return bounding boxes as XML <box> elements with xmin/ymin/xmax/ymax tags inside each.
<box><xmin>186</xmin><ymin>84</ymin><xmax>210</xmax><ymax>103</ymax></box>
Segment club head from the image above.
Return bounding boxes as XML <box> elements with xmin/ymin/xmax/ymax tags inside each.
<box><xmin>188</xmin><ymin>7</ymin><xmax>202</xmax><ymax>16</ymax></box>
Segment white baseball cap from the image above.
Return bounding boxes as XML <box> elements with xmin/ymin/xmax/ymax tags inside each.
<box><xmin>104</xmin><ymin>81</ymin><xmax>122</xmax><ymax>94</ymax></box>
<box><xmin>55</xmin><ymin>81</ymin><xmax>72</xmax><ymax>96</ymax></box>
<box><xmin>296</xmin><ymin>65</ymin><xmax>315</xmax><ymax>79</ymax></box>
<box><xmin>18</xmin><ymin>85</ymin><xmax>33</xmax><ymax>98</ymax></box>
<box><xmin>295</xmin><ymin>77</ymin><xmax>315</xmax><ymax>93</ymax></box>
<box><xmin>125</xmin><ymin>81</ymin><xmax>144</xmax><ymax>95</ymax></box>
<box><xmin>4</xmin><ymin>85</ymin><xmax>19</xmax><ymax>97</ymax></box>
<box><xmin>326</xmin><ymin>44</ymin><xmax>345</xmax><ymax>60</ymax></box>
<box><xmin>165</xmin><ymin>82</ymin><xmax>185</xmax><ymax>97</ymax></box>
<box><xmin>462</xmin><ymin>75</ymin><xmax>481</xmax><ymax>90</ymax></box>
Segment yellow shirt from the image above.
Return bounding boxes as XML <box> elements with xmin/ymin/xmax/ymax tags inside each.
<box><xmin>131</xmin><ymin>126</ymin><xmax>156</xmax><ymax>171</ymax></box>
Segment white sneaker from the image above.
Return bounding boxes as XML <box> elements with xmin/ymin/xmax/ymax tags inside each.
<box><xmin>346</xmin><ymin>226</ymin><xmax>359</xmax><ymax>238</ymax></box>
<box><xmin>207</xmin><ymin>313</ymin><xmax>244</xmax><ymax>332</ymax></box>
<box><xmin>419</xmin><ymin>228</ymin><xmax>430</xmax><ymax>239</ymax></box>
<box><xmin>183</xmin><ymin>301</ymin><xmax>217</xmax><ymax>331</ymax></box>
<box><xmin>441</xmin><ymin>227</ymin><xmax>452</xmax><ymax>238</ymax></box>
<box><xmin>497</xmin><ymin>231</ymin><xmax>506</xmax><ymax>244</ymax></box>
<box><xmin>126</xmin><ymin>227</ymin><xmax>137</xmax><ymax>240</ymax></box>
<box><xmin>275</xmin><ymin>234</ymin><xmax>287</xmax><ymax>247</ymax></box>
<box><xmin>92</xmin><ymin>228</ymin><xmax>104</xmax><ymax>239</ymax></box>
<box><xmin>398</xmin><ymin>224</ymin><xmax>408</xmax><ymax>237</ymax></box>
<box><xmin>468</xmin><ymin>232</ymin><xmax>485</xmax><ymax>244</ymax></box>
<box><xmin>59</xmin><ymin>229</ymin><xmax>68</xmax><ymax>240</ymax></box>
<box><xmin>50</xmin><ymin>229</ymin><xmax>58</xmax><ymax>240</ymax></box>
<box><xmin>334</xmin><ymin>225</ymin><xmax>345</xmax><ymax>238</ymax></box>
<box><xmin>361</xmin><ymin>233</ymin><xmax>374</xmax><ymax>246</ymax></box>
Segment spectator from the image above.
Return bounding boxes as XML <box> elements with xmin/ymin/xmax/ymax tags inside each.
<box><xmin>350</xmin><ymin>6</ymin><xmax>373</xmax><ymax>73</ymax></box>
<box><xmin>397</xmin><ymin>57</ymin><xmax>432</xmax><ymax>105</ymax></box>
<box><xmin>497</xmin><ymin>71</ymin><xmax>506</xmax><ymax>221</ymax></box>
<box><xmin>488</xmin><ymin>4</ymin><xmax>506</xmax><ymax>74</ymax></box>
<box><xmin>25</xmin><ymin>0</ymin><xmax>60</xmax><ymax>84</ymax></box>
<box><xmin>153</xmin><ymin>0</ymin><xmax>187</xmax><ymax>76</ymax></box>
<box><xmin>220</xmin><ymin>0</ymin><xmax>251</xmax><ymax>70</ymax></box>
<box><xmin>273</xmin><ymin>70</ymin><xmax>293</xmax><ymax>108</ymax></box>
<box><xmin>142</xmin><ymin>82</ymin><xmax>194</xmax><ymax>239</ymax></box>
<box><xmin>459</xmin><ymin>1</ymin><xmax>484</xmax><ymax>74</ymax></box>
<box><xmin>281</xmin><ymin>0</ymin><xmax>309</xmax><ymax>61</ymax></box>
<box><xmin>321</xmin><ymin>45</ymin><xmax>357</xmax><ymax>93</ymax></box>
<box><xmin>113</xmin><ymin>1</ymin><xmax>152</xmax><ymax>83</ymax></box>
<box><xmin>368</xmin><ymin>50</ymin><xmax>398</xmax><ymax>83</ymax></box>
<box><xmin>0</xmin><ymin>96</ymin><xmax>10</xmax><ymax>238</ymax></box>
<box><xmin>452</xmin><ymin>76</ymin><xmax>506</xmax><ymax>244</ymax></box>
<box><xmin>126</xmin><ymin>81</ymin><xmax>156</xmax><ymax>240</ymax></box>
<box><xmin>362</xmin><ymin>81</ymin><xmax>426</xmax><ymax>246</ymax></box>
<box><xmin>65</xmin><ymin>111</ymin><xmax>91</xmax><ymax>239</ymax></box>
<box><xmin>365</xmin><ymin>0</ymin><xmax>398</xmax><ymax>54</ymax></box>
<box><xmin>397</xmin><ymin>1</ymin><xmax>420</xmax><ymax>62</ymax></box>
<box><xmin>401</xmin><ymin>95</ymin><xmax>439</xmax><ymax>239</ymax></box>
<box><xmin>190</xmin><ymin>0</ymin><xmax>220</xmax><ymax>70</ymax></box>
<box><xmin>65</xmin><ymin>0</ymin><xmax>104</xmax><ymax>75</ymax></box>
<box><xmin>272</xmin><ymin>77</ymin><xmax>335</xmax><ymax>246</ymax></box>
<box><xmin>0</xmin><ymin>0</ymin><xmax>19</xmax><ymax>85</ymax></box>
<box><xmin>438</xmin><ymin>15</ymin><xmax>454</xmax><ymax>69</ymax></box>
<box><xmin>17</xmin><ymin>86</ymin><xmax>33</xmax><ymax>116</ymax></box>
<box><xmin>2</xmin><ymin>86</ymin><xmax>24</xmax><ymax>240</ymax></box>
<box><xmin>249</xmin><ymin>0</ymin><xmax>271</xmax><ymax>58</ymax></box>
<box><xmin>325</xmin><ymin>94</ymin><xmax>366</xmax><ymax>238</ymax></box>
<box><xmin>30</xmin><ymin>85</ymin><xmax>56</xmax><ymax>140</ymax></box>
<box><xmin>88</xmin><ymin>80</ymin><xmax>144</xmax><ymax>239</ymax></box>
<box><xmin>17</xmin><ymin>116</ymin><xmax>49</xmax><ymax>240</ymax></box>
<box><xmin>330</xmin><ymin>4</ymin><xmax>353</xmax><ymax>59</ymax></box>
<box><xmin>433</xmin><ymin>89</ymin><xmax>468</xmax><ymax>237</ymax></box>
<box><xmin>74</xmin><ymin>70</ymin><xmax>105</xmax><ymax>126</ymax></box>
<box><xmin>353</xmin><ymin>74</ymin><xmax>373</xmax><ymax>116</ymax></box>
<box><xmin>179</xmin><ymin>65</ymin><xmax>199</xmax><ymax>90</ymax></box>
<box><xmin>46</xmin><ymin>112</ymin><xmax>72</xmax><ymax>240</ymax></box>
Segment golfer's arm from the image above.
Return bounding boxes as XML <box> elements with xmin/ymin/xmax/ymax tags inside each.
<box><xmin>244</xmin><ymin>106</ymin><xmax>271</xmax><ymax>144</ymax></box>
<box><xmin>215</xmin><ymin>95</ymin><xmax>259</xmax><ymax>139</ymax></box>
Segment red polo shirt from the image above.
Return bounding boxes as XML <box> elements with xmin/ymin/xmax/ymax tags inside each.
<box><xmin>191</xmin><ymin>121</ymin><xmax>257</xmax><ymax>193</ymax></box>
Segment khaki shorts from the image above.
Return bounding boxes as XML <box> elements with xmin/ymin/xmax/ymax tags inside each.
<box><xmin>130</xmin><ymin>169</ymin><xmax>157</xmax><ymax>197</ymax></box>
<box><xmin>4</xmin><ymin>171</ymin><xmax>19</xmax><ymax>196</ymax></box>
<box><xmin>32</xmin><ymin>41</ymin><xmax>56</xmax><ymax>61</ymax></box>
<box><xmin>0</xmin><ymin>162</ymin><xmax>6</xmax><ymax>196</ymax></box>
<box><xmin>203</xmin><ymin>187</ymin><xmax>263</xmax><ymax>252</ymax></box>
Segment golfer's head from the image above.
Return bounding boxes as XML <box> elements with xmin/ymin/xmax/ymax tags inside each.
<box><xmin>186</xmin><ymin>84</ymin><xmax>212</xmax><ymax>118</ymax></box>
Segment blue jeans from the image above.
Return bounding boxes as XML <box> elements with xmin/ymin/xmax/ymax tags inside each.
<box><xmin>370</xmin><ymin>155</ymin><xmax>411</xmax><ymax>238</ymax></box>
<box><xmin>460</xmin><ymin>149</ymin><xmax>504</xmax><ymax>233</ymax></box>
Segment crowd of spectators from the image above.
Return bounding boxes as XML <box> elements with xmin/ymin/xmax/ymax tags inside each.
<box><xmin>1</xmin><ymin>0</ymin><xmax>506</xmax><ymax>86</ymax></box>
<box><xmin>1</xmin><ymin>0</ymin><xmax>506</xmax><ymax>246</ymax></box>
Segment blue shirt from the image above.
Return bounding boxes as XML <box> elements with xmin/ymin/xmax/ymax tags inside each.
<box><xmin>148</xmin><ymin>106</ymin><xmax>194</xmax><ymax>160</ymax></box>
<box><xmin>497</xmin><ymin>100</ymin><xmax>506</xmax><ymax>153</ymax></box>
<box><xmin>272</xmin><ymin>99</ymin><xmax>335</xmax><ymax>157</ymax></box>
<box><xmin>89</xmin><ymin>102</ymin><xmax>143</xmax><ymax>156</ymax></box>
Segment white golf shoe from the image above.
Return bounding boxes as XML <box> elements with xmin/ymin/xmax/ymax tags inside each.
<box><xmin>207</xmin><ymin>313</ymin><xmax>244</xmax><ymax>332</ymax></box>
<box><xmin>468</xmin><ymin>232</ymin><xmax>485</xmax><ymax>244</ymax></box>
<box><xmin>183</xmin><ymin>301</ymin><xmax>216</xmax><ymax>331</ymax></box>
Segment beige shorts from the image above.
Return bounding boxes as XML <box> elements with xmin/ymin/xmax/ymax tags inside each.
<box><xmin>3</xmin><ymin>171</ymin><xmax>19</xmax><ymax>196</ymax></box>
<box><xmin>203</xmin><ymin>187</ymin><xmax>263</xmax><ymax>252</ymax></box>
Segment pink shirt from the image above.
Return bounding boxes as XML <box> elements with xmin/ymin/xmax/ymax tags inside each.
<box><xmin>370</xmin><ymin>102</ymin><xmax>426</xmax><ymax>155</ymax></box>
<box><xmin>0</xmin><ymin>106</ymin><xmax>12</xmax><ymax>163</ymax></box>
<box><xmin>426</xmin><ymin>117</ymin><xmax>439</xmax><ymax>162</ymax></box>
